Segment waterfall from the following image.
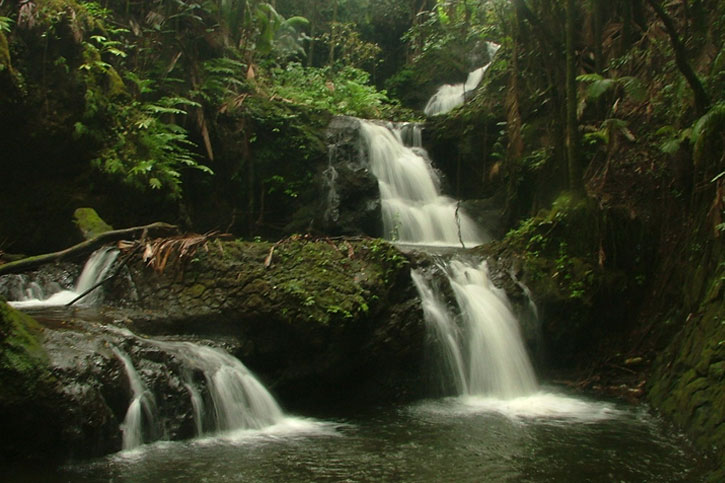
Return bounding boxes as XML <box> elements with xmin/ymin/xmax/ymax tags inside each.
<box><xmin>8</xmin><ymin>247</ymin><xmax>119</xmax><ymax>308</ymax></box>
<box><xmin>110</xmin><ymin>332</ymin><xmax>285</xmax><ymax>451</ymax></box>
<box><xmin>411</xmin><ymin>269</ymin><xmax>468</xmax><ymax>395</ymax></box>
<box><xmin>412</xmin><ymin>261</ymin><xmax>537</xmax><ymax>399</ymax></box>
<box><xmin>112</xmin><ymin>347</ymin><xmax>160</xmax><ymax>450</ymax></box>
<box><xmin>360</xmin><ymin>90</ymin><xmax>537</xmax><ymax>401</ymax></box>
<box><xmin>447</xmin><ymin>260</ymin><xmax>537</xmax><ymax>398</ymax></box>
<box><xmin>359</xmin><ymin>120</ymin><xmax>485</xmax><ymax>247</ymax></box>
<box><xmin>162</xmin><ymin>342</ymin><xmax>284</xmax><ymax>433</ymax></box>
<box><xmin>424</xmin><ymin>42</ymin><xmax>501</xmax><ymax>117</ymax></box>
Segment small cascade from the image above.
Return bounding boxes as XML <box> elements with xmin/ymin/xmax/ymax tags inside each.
<box><xmin>359</xmin><ymin>120</ymin><xmax>485</xmax><ymax>247</ymax></box>
<box><xmin>411</xmin><ymin>269</ymin><xmax>468</xmax><ymax>395</ymax></box>
<box><xmin>322</xmin><ymin>163</ymin><xmax>340</xmax><ymax>224</ymax></box>
<box><xmin>109</xmin><ymin>331</ymin><xmax>286</xmax><ymax>451</ymax></box>
<box><xmin>163</xmin><ymin>342</ymin><xmax>284</xmax><ymax>433</ymax></box>
<box><xmin>112</xmin><ymin>347</ymin><xmax>160</xmax><ymax>450</ymax></box>
<box><xmin>424</xmin><ymin>42</ymin><xmax>501</xmax><ymax>116</ymax></box>
<box><xmin>8</xmin><ymin>247</ymin><xmax>119</xmax><ymax>308</ymax></box>
<box><xmin>413</xmin><ymin>261</ymin><xmax>537</xmax><ymax>399</ymax></box>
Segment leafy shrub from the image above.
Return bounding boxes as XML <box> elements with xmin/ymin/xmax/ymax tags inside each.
<box><xmin>267</xmin><ymin>63</ymin><xmax>402</xmax><ymax>119</ymax></box>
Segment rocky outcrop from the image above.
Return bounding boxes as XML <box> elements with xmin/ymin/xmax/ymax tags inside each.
<box><xmin>647</xmin><ymin>246</ymin><xmax>725</xmax><ymax>480</ymax></box>
<box><xmin>317</xmin><ymin>116</ymin><xmax>382</xmax><ymax>237</ymax></box>
<box><xmin>107</xmin><ymin>237</ymin><xmax>426</xmax><ymax>408</ymax></box>
<box><xmin>0</xmin><ymin>237</ymin><xmax>428</xmax><ymax>463</ymax></box>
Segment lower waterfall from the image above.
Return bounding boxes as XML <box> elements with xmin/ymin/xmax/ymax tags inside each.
<box><xmin>110</xmin><ymin>330</ymin><xmax>287</xmax><ymax>450</ymax></box>
<box><xmin>413</xmin><ymin>260</ymin><xmax>537</xmax><ymax>399</ymax></box>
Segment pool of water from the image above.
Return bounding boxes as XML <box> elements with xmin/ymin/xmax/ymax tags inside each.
<box><xmin>15</xmin><ymin>391</ymin><xmax>703</xmax><ymax>482</ymax></box>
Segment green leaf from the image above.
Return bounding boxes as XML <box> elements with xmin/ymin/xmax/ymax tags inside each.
<box><xmin>587</xmin><ymin>78</ymin><xmax>615</xmax><ymax>100</ymax></box>
<box><xmin>660</xmin><ymin>138</ymin><xmax>681</xmax><ymax>154</ymax></box>
<box><xmin>106</xmin><ymin>47</ymin><xmax>127</xmax><ymax>58</ymax></box>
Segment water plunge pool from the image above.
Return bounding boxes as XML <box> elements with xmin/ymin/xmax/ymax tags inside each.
<box><xmin>31</xmin><ymin>394</ymin><xmax>703</xmax><ymax>482</ymax></box>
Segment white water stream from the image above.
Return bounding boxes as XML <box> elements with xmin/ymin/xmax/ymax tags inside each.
<box><xmin>108</xmin><ymin>329</ymin><xmax>290</xmax><ymax>451</ymax></box>
<box><xmin>360</xmin><ymin>120</ymin><xmax>485</xmax><ymax>247</ymax></box>
<box><xmin>424</xmin><ymin>42</ymin><xmax>501</xmax><ymax>116</ymax></box>
<box><xmin>162</xmin><ymin>342</ymin><xmax>285</xmax><ymax>433</ymax></box>
<box><xmin>363</xmin><ymin>111</ymin><xmax>618</xmax><ymax>420</ymax></box>
<box><xmin>8</xmin><ymin>247</ymin><xmax>119</xmax><ymax>308</ymax></box>
<box><xmin>112</xmin><ymin>347</ymin><xmax>160</xmax><ymax>450</ymax></box>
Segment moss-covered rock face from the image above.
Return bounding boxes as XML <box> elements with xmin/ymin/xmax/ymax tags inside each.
<box><xmin>316</xmin><ymin>116</ymin><xmax>382</xmax><ymax>237</ymax></box>
<box><xmin>648</xmin><ymin>257</ymin><xmax>725</xmax><ymax>479</ymax></box>
<box><xmin>0</xmin><ymin>300</ymin><xmax>49</xmax><ymax>405</ymax></box>
<box><xmin>0</xmin><ymin>301</ymin><xmax>70</xmax><ymax>465</ymax></box>
<box><xmin>108</xmin><ymin>237</ymin><xmax>425</xmax><ymax>407</ymax></box>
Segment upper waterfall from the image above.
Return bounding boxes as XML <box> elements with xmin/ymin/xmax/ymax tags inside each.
<box><xmin>359</xmin><ymin>120</ymin><xmax>486</xmax><ymax>247</ymax></box>
<box><xmin>424</xmin><ymin>42</ymin><xmax>501</xmax><ymax>116</ymax></box>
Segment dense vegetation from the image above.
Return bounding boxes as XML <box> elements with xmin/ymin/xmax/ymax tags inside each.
<box><xmin>1</xmin><ymin>0</ymin><xmax>724</xmax><ymax>476</ymax></box>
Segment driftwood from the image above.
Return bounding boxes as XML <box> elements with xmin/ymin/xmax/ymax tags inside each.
<box><xmin>0</xmin><ymin>222</ymin><xmax>178</xmax><ymax>276</ymax></box>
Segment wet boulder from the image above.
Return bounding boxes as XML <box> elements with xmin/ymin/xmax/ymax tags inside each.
<box><xmin>316</xmin><ymin>116</ymin><xmax>382</xmax><ymax>237</ymax></box>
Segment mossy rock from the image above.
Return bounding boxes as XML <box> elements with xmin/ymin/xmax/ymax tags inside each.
<box><xmin>0</xmin><ymin>300</ymin><xmax>50</xmax><ymax>404</ymax></box>
<box><xmin>0</xmin><ymin>300</ymin><xmax>60</xmax><ymax>464</ymax></box>
<box><xmin>73</xmin><ymin>207</ymin><xmax>113</xmax><ymax>240</ymax></box>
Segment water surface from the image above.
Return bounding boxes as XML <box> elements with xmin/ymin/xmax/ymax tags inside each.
<box><xmin>29</xmin><ymin>393</ymin><xmax>703</xmax><ymax>482</ymax></box>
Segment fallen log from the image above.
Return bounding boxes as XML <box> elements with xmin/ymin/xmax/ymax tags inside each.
<box><xmin>0</xmin><ymin>222</ymin><xmax>179</xmax><ymax>276</ymax></box>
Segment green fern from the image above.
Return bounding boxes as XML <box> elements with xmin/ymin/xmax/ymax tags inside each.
<box><xmin>691</xmin><ymin>102</ymin><xmax>725</xmax><ymax>166</ymax></box>
<box><xmin>577</xmin><ymin>73</ymin><xmax>646</xmax><ymax>102</ymax></box>
<box><xmin>0</xmin><ymin>16</ymin><xmax>13</xmax><ymax>33</ymax></box>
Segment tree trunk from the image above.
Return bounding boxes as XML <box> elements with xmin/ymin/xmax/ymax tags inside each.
<box><xmin>591</xmin><ymin>0</ymin><xmax>604</xmax><ymax>73</ymax></box>
<box><xmin>566</xmin><ymin>0</ymin><xmax>582</xmax><ymax>193</ymax></box>
<box><xmin>328</xmin><ymin>0</ymin><xmax>339</xmax><ymax>67</ymax></box>
<box><xmin>644</xmin><ymin>0</ymin><xmax>710</xmax><ymax>115</ymax></box>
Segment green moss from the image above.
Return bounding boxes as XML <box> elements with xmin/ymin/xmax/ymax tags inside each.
<box><xmin>73</xmin><ymin>207</ymin><xmax>113</xmax><ymax>240</ymax></box>
<box><xmin>105</xmin><ymin>66</ymin><xmax>125</xmax><ymax>98</ymax></box>
<box><xmin>268</xmin><ymin>238</ymin><xmax>406</xmax><ymax>325</ymax></box>
<box><xmin>158</xmin><ymin>238</ymin><xmax>408</xmax><ymax>327</ymax></box>
<box><xmin>0</xmin><ymin>301</ymin><xmax>50</xmax><ymax>404</ymax></box>
<box><xmin>187</xmin><ymin>283</ymin><xmax>207</xmax><ymax>298</ymax></box>
<box><xmin>648</xmin><ymin>263</ymin><xmax>725</xmax><ymax>469</ymax></box>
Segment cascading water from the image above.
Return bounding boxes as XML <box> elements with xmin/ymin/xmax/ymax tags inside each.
<box><xmin>412</xmin><ymin>260</ymin><xmax>537</xmax><ymax>401</ymax></box>
<box><xmin>359</xmin><ymin>115</ymin><xmax>536</xmax><ymax>400</ymax></box>
<box><xmin>7</xmin><ymin>247</ymin><xmax>119</xmax><ymax>308</ymax></box>
<box><xmin>448</xmin><ymin>260</ymin><xmax>536</xmax><ymax>397</ymax></box>
<box><xmin>109</xmin><ymin>329</ymin><xmax>287</xmax><ymax>451</ymax></box>
<box><xmin>359</xmin><ymin>120</ymin><xmax>485</xmax><ymax>247</ymax></box>
<box><xmin>411</xmin><ymin>269</ymin><xmax>468</xmax><ymax>395</ymax></box>
<box><xmin>424</xmin><ymin>42</ymin><xmax>501</xmax><ymax>116</ymax></box>
<box><xmin>361</xmin><ymin>102</ymin><xmax>619</xmax><ymax>420</ymax></box>
<box><xmin>161</xmin><ymin>342</ymin><xmax>284</xmax><ymax>433</ymax></box>
<box><xmin>112</xmin><ymin>347</ymin><xmax>161</xmax><ymax>450</ymax></box>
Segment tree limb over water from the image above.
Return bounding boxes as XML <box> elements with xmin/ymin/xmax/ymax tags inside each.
<box><xmin>0</xmin><ymin>222</ymin><xmax>179</xmax><ymax>276</ymax></box>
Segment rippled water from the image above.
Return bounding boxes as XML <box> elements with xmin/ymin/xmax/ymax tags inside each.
<box><xmin>13</xmin><ymin>391</ymin><xmax>702</xmax><ymax>482</ymax></box>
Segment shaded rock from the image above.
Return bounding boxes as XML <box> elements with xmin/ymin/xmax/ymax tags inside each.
<box><xmin>317</xmin><ymin>116</ymin><xmax>382</xmax><ymax>237</ymax></box>
<box><xmin>107</xmin><ymin>237</ymin><xmax>427</xmax><ymax>409</ymax></box>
